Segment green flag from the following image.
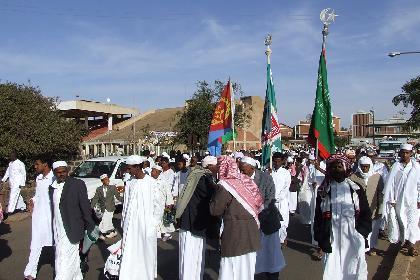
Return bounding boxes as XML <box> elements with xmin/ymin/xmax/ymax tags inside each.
<box><xmin>261</xmin><ymin>63</ymin><xmax>282</xmax><ymax>168</ymax></box>
<box><xmin>308</xmin><ymin>49</ymin><xmax>335</xmax><ymax>159</ymax></box>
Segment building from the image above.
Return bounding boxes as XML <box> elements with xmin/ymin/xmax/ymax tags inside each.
<box><xmin>294</xmin><ymin>115</ymin><xmax>346</xmax><ymax>139</ymax></box>
<box><xmin>351</xmin><ymin>110</ymin><xmax>419</xmax><ymax>145</ymax></box>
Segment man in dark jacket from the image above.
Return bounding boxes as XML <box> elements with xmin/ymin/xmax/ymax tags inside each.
<box><xmin>49</xmin><ymin>161</ymin><xmax>96</xmax><ymax>280</ymax></box>
<box><xmin>176</xmin><ymin>156</ymin><xmax>220</xmax><ymax>280</ymax></box>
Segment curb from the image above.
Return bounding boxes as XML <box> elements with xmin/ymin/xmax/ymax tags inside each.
<box><xmin>389</xmin><ymin>244</ymin><xmax>419</xmax><ymax>280</ymax></box>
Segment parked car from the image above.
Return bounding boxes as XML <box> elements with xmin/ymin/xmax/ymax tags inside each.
<box><xmin>71</xmin><ymin>156</ymin><xmax>127</xmax><ymax>199</ymax></box>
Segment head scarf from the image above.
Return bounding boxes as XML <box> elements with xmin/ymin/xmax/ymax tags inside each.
<box><xmin>357</xmin><ymin>156</ymin><xmax>374</xmax><ymax>180</ymax></box>
<box><xmin>218</xmin><ymin>156</ymin><xmax>263</xmax><ymax>227</ymax></box>
<box><xmin>321</xmin><ymin>154</ymin><xmax>353</xmax><ymax>188</ymax></box>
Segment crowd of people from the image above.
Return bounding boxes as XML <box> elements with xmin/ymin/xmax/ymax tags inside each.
<box><xmin>0</xmin><ymin>143</ymin><xmax>419</xmax><ymax>280</ymax></box>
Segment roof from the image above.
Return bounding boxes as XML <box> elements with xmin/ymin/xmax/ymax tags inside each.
<box><xmin>87</xmin><ymin>107</ymin><xmax>183</xmax><ymax>142</ymax></box>
<box><xmin>57</xmin><ymin>100</ymin><xmax>139</xmax><ymax>118</ymax></box>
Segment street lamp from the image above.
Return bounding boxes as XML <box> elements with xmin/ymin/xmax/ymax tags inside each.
<box><xmin>388</xmin><ymin>51</ymin><xmax>420</xmax><ymax>57</ymax></box>
<box><xmin>107</xmin><ymin>98</ymin><xmax>111</xmax><ymax>156</ymax></box>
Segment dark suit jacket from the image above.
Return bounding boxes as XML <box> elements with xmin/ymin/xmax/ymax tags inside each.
<box><xmin>49</xmin><ymin>177</ymin><xmax>95</xmax><ymax>244</ymax></box>
<box><xmin>253</xmin><ymin>170</ymin><xmax>275</xmax><ymax>208</ymax></box>
<box><xmin>91</xmin><ymin>185</ymin><xmax>122</xmax><ymax>213</ymax></box>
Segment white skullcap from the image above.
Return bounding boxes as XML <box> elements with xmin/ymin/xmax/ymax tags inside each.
<box><xmin>205</xmin><ymin>151</ymin><xmax>210</xmax><ymax>155</ymax></box>
<box><xmin>161</xmin><ymin>152</ymin><xmax>170</xmax><ymax>159</ymax></box>
<box><xmin>150</xmin><ymin>151</ymin><xmax>156</xmax><ymax>155</ymax></box>
<box><xmin>358</xmin><ymin>156</ymin><xmax>372</xmax><ymax>165</ymax></box>
<box><xmin>52</xmin><ymin>161</ymin><xmax>67</xmax><ymax>170</ymax></box>
<box><xmin>100</xmin><ymin>174</ymin><xmax>108</xmax><ymax>180</ymax></box>
<box><xmin>287</xmin><ymin>157</ymin><xmax>294</xmax><ymax>163</ymax></box>
<box><xmin>400</xmin><ymin>143</ymin><xmax>413</xmax><ymax>151</ymax></box>
<box><xmin>366</xmin><ymin>149</ymin><xmax>376</xmax><ymax>156</ymax></box>
<box><xmin>151</xmin><ymin>164</ymin><xmax>163</xmax><ymax>171</ymax></box>
<box><xmin>308</xmin><ymin>154</ymin><xmax>316</xmax><ymax>160</ymax></box>
<box><xmin>202</xmin><ymin>156</ymin><xmax>217</xmax><ymax>168</ymax></box>
<box><xmin>240</xmin><ymin>156</ymin><xmax>257</xmax><ymax>167</ymax></box>
<box><xmin>183</xmin><ymin>154</ymin><xmax>190</xmax><ymax>161</ymax></box>
<box><xmin>345</xmin><ymin>149</ymin><xmax>356</xmax><ymax>157</ymax></box>
<box><xmin>234</xmin><ymin>151</ymin><xmax>244</xmax><ymax>159</ymax></box>
<box><xmin>125</xmin><ymin>155</ymin><xmax>144</xmax><ymax>165</ymax></box>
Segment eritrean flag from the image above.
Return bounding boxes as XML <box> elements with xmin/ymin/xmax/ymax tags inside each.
<box><xmin>207</xmin><ymin>80</ymin><xmax>234</xmax><ymax>156</ymax></box>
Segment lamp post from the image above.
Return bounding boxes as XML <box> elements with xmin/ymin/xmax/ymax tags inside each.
<box><xmin>388</xmin><ymin>51</ymin><xmax>420</xmax><ymax>57</ymax></box>
<box><xmin>369</xmin><ymin>109</ymin><xmax>375</xmax><ymax>146</ymax></box>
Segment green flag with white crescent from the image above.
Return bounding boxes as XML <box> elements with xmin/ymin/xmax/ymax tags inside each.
<box><xmin>261</xmin><ymin>63</ymin><xmax>282</xmax><ymax>168</ymax></box>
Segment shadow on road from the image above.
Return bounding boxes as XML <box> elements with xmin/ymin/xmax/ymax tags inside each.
<box><xmin>371</xmin><ymin>243</ymin><xmax>400</xmax><ymax>280</ymax></box>
<box><xmin>0</xmin><ymin>223</ymin><xmax>12</xmax><ymax>262</ymax></box>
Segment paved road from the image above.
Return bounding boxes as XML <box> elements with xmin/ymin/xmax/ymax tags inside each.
<box><xmin>0</xmin><ymin>213</ymin><xmax>396</xmax><ymax>280</ymax></box>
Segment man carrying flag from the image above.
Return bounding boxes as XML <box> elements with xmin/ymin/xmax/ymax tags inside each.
<box><xmin>207</xmin><ymin>80</ymin><xmax>234</xmax><ymax>156</ymax></box>
<box><xmin>261</xmin><ymin>35</ymin><xmax>281</xmax><ymax>169</ymax></box>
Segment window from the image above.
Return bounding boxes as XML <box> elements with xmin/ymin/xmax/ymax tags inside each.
<box><xmin>72</xmin><ymin>161</ymin><xmax>117</xmax><ymax>178</ymax></box>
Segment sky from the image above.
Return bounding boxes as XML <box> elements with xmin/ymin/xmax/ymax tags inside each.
<box><xmin>0</xmin><ymin>0</ymin><xmax>419</xmax><ymax>127</ymax></box>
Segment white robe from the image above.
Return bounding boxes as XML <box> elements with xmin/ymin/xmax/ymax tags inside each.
<box><xmin>308</xmin><ymin>162</ymin><xmax>326</xmax><ymax>245</ymax></box>
<box><xmin>298</xmin><ymin>167</ymin><xmax>312</xmax><ymax>225</ymax></box>
<box><xmin>159</xmin><ymin>169</ymin><xmax>178</xmax><ymax>198</ymax></box>
<box><xmin>255</xmin><ymin>232</ymin><xmax>286</xmax><ymax>274</ymax></box>
<box><xmin>219</xmin><ymin>251</ymin><xmax>256</xmax><ymax>280</ymax></box>
<box><xmin>156</xmin><ymin>178</ymin><xmax>175</xmax><ymax>236</ymax></box>
<box><xmin>382</xmin><ymin>160</ymin><xmax>420</xmax><ymax>244</ymax></box>
<box><xmin>119</xmin><ymin>175</ymin><xmax>164</xmax><ymax>280</ymax></box>
<box><xmin>323</xmin><ymin>180</ymin><xmax>367</xmax><ymax>280</ymax></box>
<box><xmin>24</xmin><ymin>171</ymin><xmax>54</xmax><ymax>278</ymax></box>
<box><xmin>271</xmin><ymin>167</ymin><xmax>291</xmax><ymax>243</ymax></box>
<box><xmin>179</xmin><ymin>229</ymin><xmax>206</xmax><ymax>280</ymax></box>
<box><xmin>52</xmin><ymin>181</ymin><xmax>83</xmax><ymax>280</ymax></box>
<box><xmin>2</xmin><ymin>159</ymin><xmax>26</xmax><ymax>212</ymax></box>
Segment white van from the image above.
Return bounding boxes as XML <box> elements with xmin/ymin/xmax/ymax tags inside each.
<box><xmin>71</xmin><ymin>156</ymin><xmax>127</xmax><ymax>199</ymax></box>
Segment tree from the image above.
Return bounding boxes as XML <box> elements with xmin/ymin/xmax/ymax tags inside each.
<box><xmin>0</xmin><ymin>82</ymin><xmax>84</xmax><ymax>168</ymax></box>
<box><xmin>175</xmin><ymin>80</ymin><xmax>251</xmax><ymax>149</ymax></box>
<box><xmin>392</xmin><ymin>76</ymin><xmax>420</xmax><ymax>129</ymax></box>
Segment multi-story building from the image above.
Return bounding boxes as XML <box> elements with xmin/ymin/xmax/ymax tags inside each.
<box><xmin>351</xmin><ymin>110</ymin><xmax>419</xmax><ymax>145</ymax></box>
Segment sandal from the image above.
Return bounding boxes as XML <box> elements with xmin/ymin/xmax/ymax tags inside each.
<box><xmin>408</xmin><ymin>247</ymin><xmax>418</xmax><ymax>257</ymax></box>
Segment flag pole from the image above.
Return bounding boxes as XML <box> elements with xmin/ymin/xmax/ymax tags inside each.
<box><xmin>265</xmin><ymin>35</ymin><xmax>273</xmax><ymax>170</ymax></box>
<box><xmin>230</xmin><ymin>78</ymin><xmax>236</xmax><ymax>151</ymax></box>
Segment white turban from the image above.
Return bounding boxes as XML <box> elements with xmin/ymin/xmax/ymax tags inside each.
<box><xmin>202</xmin><ymin>156</ymin><xmax>217</xmax><ymax>168</ymax></box>
<box><xmin>345</xmin><ymin>149</ymin><xmax>356</xmax><ymax>157</ymax></box>
<box><xmin>151</xmin><ymin>164</ymin><xmax>163</xmax><ymax>171</ymax></box>
<box><xmin>357</xmin><ymin>156</ymin><xmax>374</xmax><ymax>179</ymax></box>
<box><xmin>234</xmin><ymin>151</ymin><xmax>244</xmax><ymax>159</ymax></box>
<box><xmin>308</xmin><ymin>154</ymin><xmax>316</xmax><ymax>161</ymax></box>
<box><xmin>400</xmin><ymin>143</ymin><xmax>413</xmax><ymax>151</ymax></box>
<box><xmin>125</xmin><ymin>155</ymin><xmax>144</xmax><ymax>165</ymax></box>
<box><xmin>99</xmin><ymin>174</ymin><xmax>108</xmax><ymax>180</ymax></box>
<box><xmin>161</xmin><ymin>152</ymin><xmax>170</xmax><ymax>159</ymax></box>
<box><xmin>287</xmin><ymin>156</ymin><xmax>294</xmax><ymax>163</ymax></box>
<box><xmin>52</xmin><ymin>161</ymin><xmax>67</xmax><ymax>170</ymax></box>
<box><xmin>240</xmin><ymin>156</ymin><xmax>257</xmax><ymax>167</ymax></box>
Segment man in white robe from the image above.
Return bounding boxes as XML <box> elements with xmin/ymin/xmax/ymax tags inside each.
<box><xmin>314</xmin><ymin>155</ymin><xmax>371</xmax><ymax>280</ymax></box>
<box><xmin>24</xmin><ymin>155</ymin><xmax>54</xmax><ymax>280</ymax></box>
<box><xmin>159</xmin><ymin>156</ymin><xmax>178</xmax><ymax>200</ymax></box>
<box><xmin>2</xmin><ymin>151</ymin><xmax>26</xmax><ymax>214</ymax></box>
<box><xmin>271</xmin><ymin>153</ymin><xmax>291</xmax><ymax>244</ymax></box>
<box><xmin>119</xmin><ymin>155</ymin><xmax>164</xmax><ymax>280</ymax></box>
<box><xmin>383</xmin><ymin>144</ymin><xmax>420</xmax><ymax>256</ymax></box>
<box><xmin>150</xmin><ymin>165</ymin><xmax>175</xmax><ymax>240</ymax></box>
